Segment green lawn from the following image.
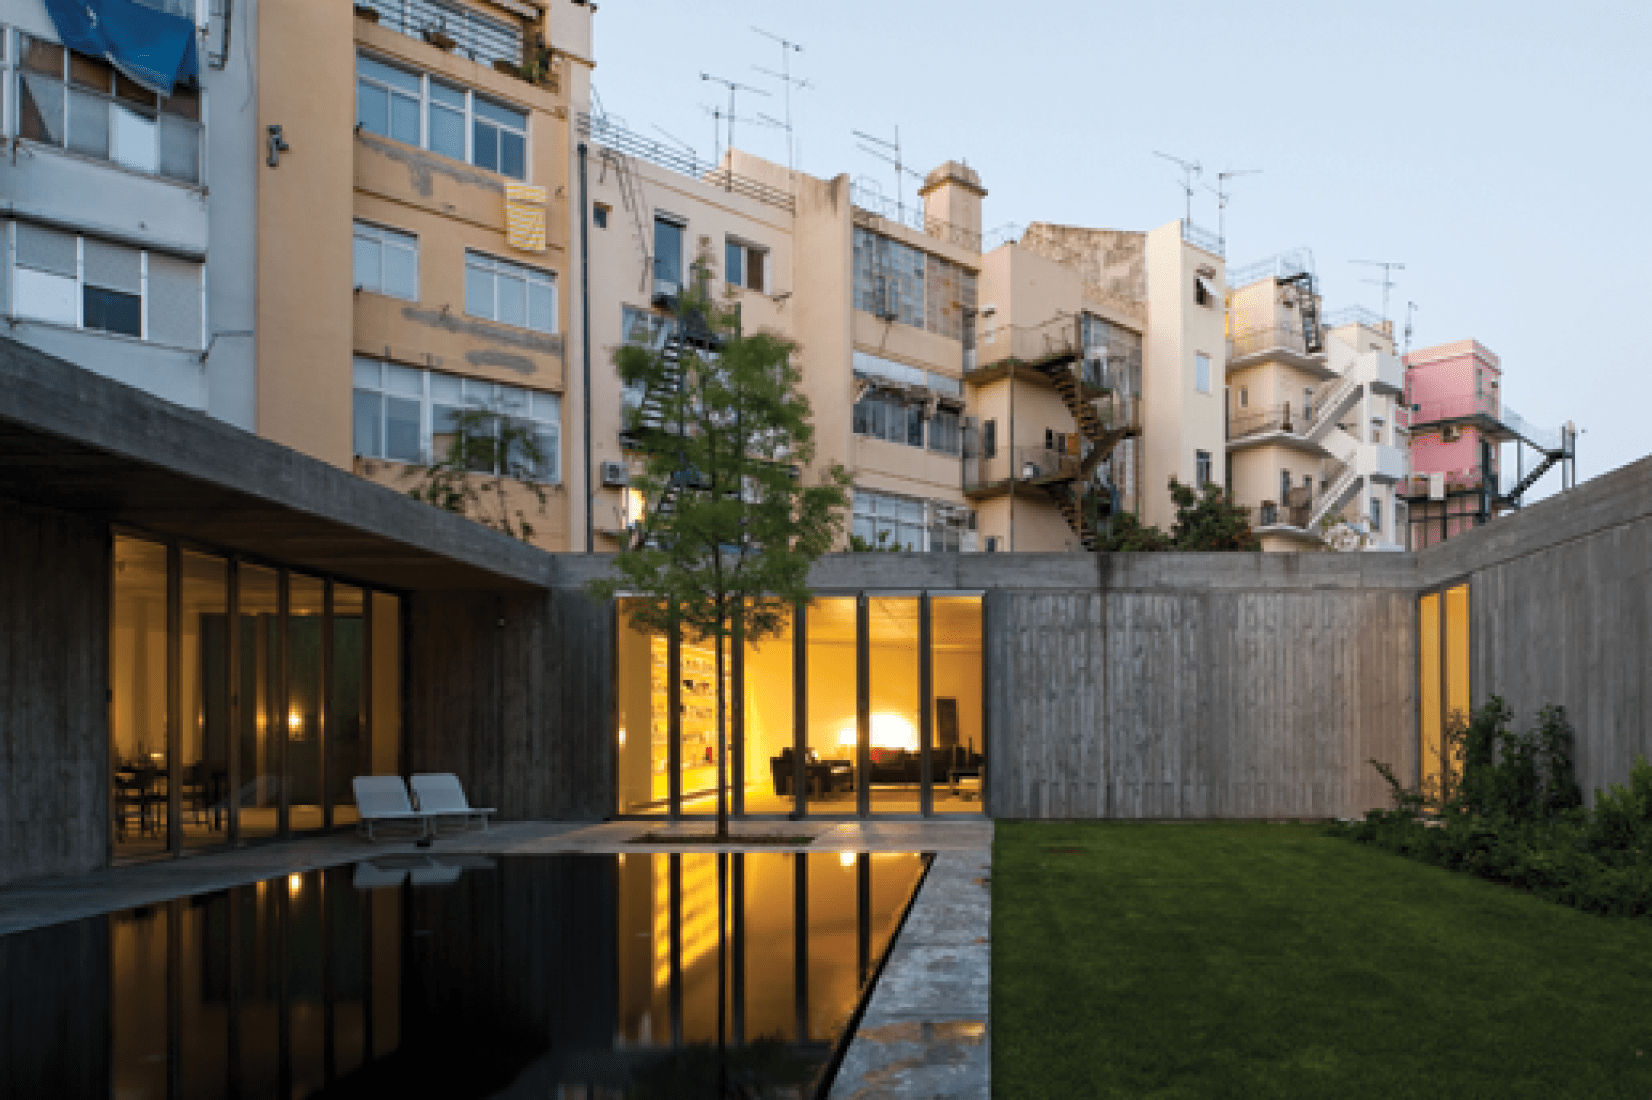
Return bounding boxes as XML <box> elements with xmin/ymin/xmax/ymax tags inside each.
<box><xmin>993</xmin><ymin>822</ymin><xmax>1652</xmax><ymax>1099</ymax></box>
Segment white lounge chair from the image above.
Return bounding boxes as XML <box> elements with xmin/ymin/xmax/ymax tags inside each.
<box><xmin>410</xmin><ymin>773</ymin><xmax>496</xmax><ymax>833</ymax></box>
<box><xmin>352</xmin><ymin>775</ymin><xmax>432</xmax><ymax>840</ymax></box>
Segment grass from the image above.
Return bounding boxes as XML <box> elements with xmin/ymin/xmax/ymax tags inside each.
<box><xmin>994</xmin><ymin>821</ymin><xmax>1652</xmax><ymax>1098</ymax></box>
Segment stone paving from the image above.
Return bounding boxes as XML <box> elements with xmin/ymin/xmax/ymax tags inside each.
<box><xmin>0</xmin><ymin>817</ymin><xmax>994</xmax><ymax>1097</ymax></box>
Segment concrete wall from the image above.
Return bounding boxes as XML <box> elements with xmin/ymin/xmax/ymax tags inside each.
<box><xmin>0</xmin><ymin>503</ymin><xmax>109</xmax><ymax>883</ymax></box>
<box><xmin>1422</xmin><ymin>453</ymin><xmax>1652</xmax><ymax>802</ymax></box>
<box><xmin>404</xmin><ymin>583</ymin><xmax>612</xmax><ymax>820</ymax></box>
<box><xmin>981</xmin><ymin>554</ymin><xmax>1418</xmax><ymax>819</ymax></box>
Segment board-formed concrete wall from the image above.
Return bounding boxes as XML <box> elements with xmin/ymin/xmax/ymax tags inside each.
<box><xmin>1422</xmin><ymin>455</ymin><xmax>1652</xmax><ymax>803</ymax></box>
<box><xmin>983</xmin><ymin>556</ymin><xmax>1418</xmax><ymax>820</ymax></box>
<box><xmin>0</xmin><ymin>503</ymin><xmax>109</xmax><ymax>881</ymax></box>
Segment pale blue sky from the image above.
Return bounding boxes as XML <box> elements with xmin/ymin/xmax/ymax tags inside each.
<box><xmin>590</xmin><ymin>1</ymin><xmax>1652</xmax><ymax>498</ymax></box>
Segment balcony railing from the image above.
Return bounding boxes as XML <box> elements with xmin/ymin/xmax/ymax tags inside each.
<box><xmin>357</xmin><ymin>0</ymin><xmax>524</xmax><ymax>70</ymax></box>
<box><xmin>1228</xmin><ymin>403</ymin><xmax>1305</xmax><ymax>441</ymax></box>
<box><xmin>964</xmin><ymin>444</ymin><xmax>1083</xmax><ymax>492</ymax></box>
<box><xmin>849</xmin><ymin>183</ymin><xmax>982</xmax><ymax>252</ymax></box>
<box><xmin>1180</xmin><ymin>219</ymin><xmax>1224</xmax><ymax>257</ymax></box>
<box><xmin>1398</xmin><ymin>469</ymin><xmax>1499</xmax><ymax>498</ymax></box>
<box><xmin>578</xmin><ymin>114</ymin><xmax>796</xmax><ymax>213</ymax></box>
<box><xmin>1258</xmin><ymin>486</ymin><xmax>1313</xmax><ymax>529</ymax></box>
<box><xmin>974</xmin><ymin>314</ymin><xmax>1081</xmax><ymax>372</ymax></box>
<box><xmin>1227</xmin><ymin>324</ymin><xmax>1316</xmax><ymax>361</ymax></box>
<box><xmin>1322</xmin><ymin>305</ymin><xmax>1389</xmax><ymax>332</ymax></box>
<box><xmin>1227</xmin><ymin>248</ymin><xmax>1315</xmax><ymax>289</ymax></box>
<box><xmin>1407</xmin><ymin>392</ymin><xmax>1499</xmax><ymax>426</ymax></box>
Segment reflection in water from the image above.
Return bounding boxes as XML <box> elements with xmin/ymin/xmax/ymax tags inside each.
<box><xmin>0</xmin><ymin>852</ymin><xmax>927</xmax><ymax>1099</ymax></box>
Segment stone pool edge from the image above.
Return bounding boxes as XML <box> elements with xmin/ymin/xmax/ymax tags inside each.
<box><xmin>828</xmin><ymin>835</ymin><xmax>992</xmax><ymax>1100</ymax></box>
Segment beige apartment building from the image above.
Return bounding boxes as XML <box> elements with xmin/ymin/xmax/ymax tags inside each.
<box><xmin>1224</xmin><ymin>251</ymin><xmax>1410</xmax><ymax>550</ymax></box>
<box><xmin>257</xmin><ymin>0</ymin><xmax>589</xmax><ymax>549</ymax></box>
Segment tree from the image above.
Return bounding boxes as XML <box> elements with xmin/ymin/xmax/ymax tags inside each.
<box><xmin>1091</xmin><ymin>477</ymin><xmax>1260</xmax><ymax>552</ymax></box>
<box><xmin>403</xmin><ymin>406</ymin><xmax>550</xmax><ymax>541</ymax></box>
<box><xmin>589</xmin><ymin>274</ymin><xmax>851</xmax><ymax>840</ymax></box>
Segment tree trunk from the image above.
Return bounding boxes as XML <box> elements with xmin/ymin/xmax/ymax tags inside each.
<box><xmin>715</xmin><ymin>612</ymin><xmax>728</xmax><ymax>841</ymax></box>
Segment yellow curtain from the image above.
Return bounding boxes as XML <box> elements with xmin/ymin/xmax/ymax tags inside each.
<box><xmin>504</xmin><ymin>182</ymin><xmax>547</xmax><ymax>252</ymax></box>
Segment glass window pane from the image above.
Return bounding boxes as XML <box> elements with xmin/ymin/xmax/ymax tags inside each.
<box><xmin>83</xmin><ymin>286</ymin><xmax>143</xmax><ymax>337</ymax></box>
<box><xmin>472</xmin><ymin>119</ymin><xmax>498</xmax><ymax>171</ymax></box>
<box><xmin>352</xmin><ymin>390</ymin><xmax>382</xmax><ymax>456</ymax></box>
<box><xmin>384</xmin><ymin>244</ymin><xmax>417</xmax><ymax>300</ymax></box>
<box><xmin>110</xmin><ymin>537</ymin><xmax>170</xmax><ymax>857</ymax></box>
<box><xmin>384</xmin><ymin>363</ymin><xmax>422</xmax><ymax>396</ymax></box>
<box><xmin>429</xmin><ymin>372</ymin><xmax>463</xmax><ymax>404</ymax></box>
<box><xmin>805</xmin><ymin>598</ymin><xmax>858</xmax><ymax>813</ymax></box>
<box><xmin>390</xmin><ymin>93</ymin><xmax>420</xmax><ymax>145</ymax></box>
<box><xmin>352</xmin><ymin>358</ymin><xmax>382</xmax><ymax>389</ymax></box>
<box><xmin>179</xmin><ymin>551</ymin><xmax>229</xmax><ymax>850</ymax></box>
<box><xmin>499</xmin><ymin>130</ymin><xmax>525</xmax><ymax>180</ymax></box>
<box><xmin>430</xmin><ymin>81</ymin><xmax>465</xmax><ymax>108</ymax></box>
<box><xmin>331</xmin><ymin>584</ymin><xmax>366</xmax><ymax>825</ymax></box>
<box><xmin>931</xmin><ymin>597</ymin><xmax>984</xmax><ymax>813</ymax></box>
<box><xmin>473</xmin><ymin>96</ymin><xmax>525</xmax><ymax>129</ymax></box>
<box><xmin>158</xmin><ymin>115</ymin><xmax>199</xmax><ymax>183</ymax></box>
<box><xmin>19</xmin><ymin>73</ymin><xmax>66</xmax><ymax>145</ymax></box>
<box><xmin>1419</xmin><ymin>593</ymin><xmax>1442</xmax><ymax>802</ymax></box>
<box><xmin>356</xmin><ymin>80</ymin><xmax>388</xmax><ymax>135</ymax></box>
<box><xmin>352</xmin><ymin>235</ymin><xmax>381</xmax><ymax>292</ymax></box>
<box><xmin>370</xmin><ymin>593</ymin><xmax>401</xmax><ymax>778</ymax></box>
<box><xmin>235</xmin><ymin>564</ymin><xmax>281</xmax><ymax>842</ymax></box>
<box><xmin>615</xmin><ymin>599</ymin><xmax>668</xmax><ymax>815</ymax></box>
<box><xmin>287</xmin><ymin>575</ymin><xmax>326</xmax><ymax>834</ymax></box>
<box><xmin>496</xmin><ymin>272</ymin><xmax>527</xmax><ymax>327</ymax></box>
<box><xmin>429</xmin><ymin>102</ymin><xmax>465</xmax><ymax>160</ymax></box>
<box><xmin>465</xmin><ymin>265</ymin><xmax>493</xmax><ymax>318</ymax></box>
<box><xmin>653</xmin><ymin>219</ymin><xmax>683</xmax><ymax>289</ymax></box>
<box><xmin>358</xmin><ymin>55</ymin><xmax>420</xmax><ymax>93</ymax></box>
<box><xmin>67</xmin><ymin>88</ymin><xmax>109</xmax><ymax>157</ymax></box>
<box><xmin>111</xmin><ymin>104</ymin><xmax>158</xmax><ymax>173</ymax></box>
<box><xmin>725</xmin><ymin>241</ymin><xmax>743</xmax><ymax>286</ymax></box>
<box><xmin>742</xmin><ymin>602</ymin><xmax>795</xmax><ymax>814</ymax></box>
<box><xmin>385</xmin><ymin>396</ymin><xmax>421</xmax><ymax>462</ymax></box>
<box><xmin>528</xmin><ymin>280</ymin><xmax>555</xmax><ymax>334</ymax></box>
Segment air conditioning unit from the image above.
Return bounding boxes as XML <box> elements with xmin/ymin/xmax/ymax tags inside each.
<box><xmin>600</xmin><ymin>461</ymin><xmax>629</xmax><ymax>488</ymax></box>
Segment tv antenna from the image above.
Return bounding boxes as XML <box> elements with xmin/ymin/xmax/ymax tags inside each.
<box><xmin>700</xmin><ymin>72</ymin><xmax>768</xmax><ymax>167</ymax></box>
<box><xmin>1153</xmin><ymin>151</ymin><xmax>1202</xmax><ymax>226</ymax></box>
<box><xmin>753</xmin><ymin>27</ymin><xmax>810</xmax><ymax>172</ymax></box>
<box><xmin>1403</xmin><ymin>300</ymin><xmax>1419</xmax><ymax>353</ymax></box>
<box><xmin>1204</xmin><ymin>168</ymin><xmax>1261</xmax><ymax>246</ymax></box>
<box><xmin>854</xmin><ymin>126</ymin><xmax>922</xmax><ymax>222</ymax></box>
<box><xmin>699</xmin><ymin>105</ymin><xmax>780</xmax><ymax>180</ymax></box>
<box><xmin>1351</xmin><ymin>259</ymin><xmax>1405</xmax><ymax>323</ymax></box>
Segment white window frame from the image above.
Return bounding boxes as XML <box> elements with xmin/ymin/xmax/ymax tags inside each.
<box><xmin>7</xmin><ymin>222</ymin><xmax>205</xmax><ymax>348</ymax></box>
<box><xmin>351</xmin><ymin>359</ymin><xmax>562</xmax><ymax>482</ymax></box>
<box><xmin>11</xmin><ymin>29</ymin><xmax>206</xmax><ymax>187</ymax></box>
<box><xmin>1196</xmin><ymin>449</ymin><xmax>1213</xmax><ymax>490</ymax></box>
<box><xmin>1195</xmin><ymin>352</ymin><xmax>1211</xmax><ymax>395</ymax></box>
<box><xmin>724</xmin><ymin>236</ymin><xmax>767</xmax><ymax>293</ymax></box>
<box><xmin>352</xmin><ymin>220</ymin><xmax>420</xmax><ymax>300</ymax></box>
<box><xmin>355</xmin><ymin>51</ymin><xmax>528</xmax><ymax>180</ymax></box>
<box><xmin>465</xmin><ymin>250</ymin><xmax>557</xmax><ymax>334</ymax></box>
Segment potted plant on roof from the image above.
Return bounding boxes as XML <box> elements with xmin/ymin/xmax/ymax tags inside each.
<box><xmin>353</xmin><ymin>3</ymin><xmax>380</xmax><ymax>23</ymax></box>
<box><xmin>423</xmin><ymin>19</ymin><xmax>457</xmax><ymax>51</ymax></box>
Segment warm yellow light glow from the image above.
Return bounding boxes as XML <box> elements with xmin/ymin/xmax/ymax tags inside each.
<box><xmin>838</xmin><ymin>851</ymin><xmax>857</xmax><ymax>868</ymax></box>
<box><xmin>287</xmin><ymin>874</ymin><xmax>303</xmax><ymax>894</ymax></box>
<box><xmin>618</xmin><ymin>727</ymin><xmax>628</xmax><ymax>747</ymax></box>
<box><xmin>836</xmin><ymin>713</ymin><xmax>918</xmax><ymax>751</ymax></box>
<box><xmin>287</xmin><ymin>711</ymin><xmax>303</xmax><ymax>739</ymax></box>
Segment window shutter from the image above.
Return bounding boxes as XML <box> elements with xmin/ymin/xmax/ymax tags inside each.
<box><xmin>16</xmin><ymin>223</ymin><xmax>77</xmax><ymax>277</ymax></box>
<box><xmin>84</xmin><ymin>239</ymin><xmax>142</xmax><ymax>294</ymax></box>
<box><xmin>146</xmin><ymin>254</ymin><xmax>203</xmax><ymax>348</ymax></box>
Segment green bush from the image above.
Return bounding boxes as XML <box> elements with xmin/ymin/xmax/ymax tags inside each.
<box><xmin>1343</xmin><ymin>698</ymin><xmax>1652</xmax><ymax>919</ymax></box>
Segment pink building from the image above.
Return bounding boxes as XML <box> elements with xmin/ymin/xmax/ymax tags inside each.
<box><xmin>1400</xmin><ymin>340</ymin><xmax>1504</xmax><ymax>548</ymax></box>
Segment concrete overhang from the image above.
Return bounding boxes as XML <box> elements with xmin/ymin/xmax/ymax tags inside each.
<box><xmin>1225</xmin><ymin>430</ymin><xmax>1329</xmax><ymax>456</ymax></box>
<box><xmin>0</xmin><ymin>338</ymin><xmax>552</xmax><ymax>592</ymax></box>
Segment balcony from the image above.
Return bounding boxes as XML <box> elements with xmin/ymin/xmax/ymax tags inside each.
<box><xmin>1398</xmin><ymin>468</ymin><xmax>1497</xmax><ymax>499</ymax></box>
<box><xmin>1258</xmin><ymin>486</ymin><xmax>1314</xmax><ymax>531</ymax></box>
<box><xmin>578</xmin><ymin>114</ymin><xmax>796</xmax><ymax>213</ymax></box>
<box><xmin>973</xmin><ymin>315</ymin><xmax>1082</xmax><ymax>375</ymax></box>
<box><xmin>849</xmin><ymin>182</ymin><xmax>981</xmax><ymax>253</ymax></box>
<box><xmin>964</xmin><ymin>445</ymin><xmax>1083</xmax><ymax>496</ymax></box>
<box><xmin>1228</xmin><ymin>403</ymin><xmax>1306</xmax><ymax>443</ymax></box>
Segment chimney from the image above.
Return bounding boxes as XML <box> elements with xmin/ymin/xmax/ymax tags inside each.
<box><xmin>920</xmin><ymin>161</ymin><xmax>986</xmax><ymax>243</ymax></box>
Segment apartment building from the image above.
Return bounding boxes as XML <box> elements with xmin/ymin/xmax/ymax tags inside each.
<box><xmin>571</xmin><ymin>101</ymin><xmax>984</xmax><ymax>554</ymax></box>
<box><xmin>1224</xmin><ymin>251</ymin><xmax>1410</xmax><ymax>550</ymax></box>
<box><xmin>1398</xmin><ymin>339</ymin><xmax>1574</xmax><ymax>549</ymax></box>
<box><xmin>2</xmin><ymin>0</ymin><xmax>255</xmax><ymax>424</ymax></box>
<box><xmin>259</xmin><ymin>0</ymin><xmax>588</xmax><ymax>548</ymax></box>
<box><xmin>966</xmin><ymin>220</ymin><xmax>1224</xmax><ymax>549</ymax></box>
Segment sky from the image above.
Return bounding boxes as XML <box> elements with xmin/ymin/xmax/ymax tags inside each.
<box><xmin>589</xmin><ymin>1</ymin><xmax>1652</xmax><ymax>500</ymax></box>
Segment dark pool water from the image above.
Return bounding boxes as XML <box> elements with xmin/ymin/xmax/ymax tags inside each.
<box><xmin>0</xmin><ymin>852</ymin><xmax>928</xmax><ymax>1099</ymax></box>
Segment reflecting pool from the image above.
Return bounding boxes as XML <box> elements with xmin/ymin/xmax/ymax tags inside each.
<box><xmin>0</xmin><ymin>852</ymin><xmax>927</xmax><ymax>1099</ymax></box>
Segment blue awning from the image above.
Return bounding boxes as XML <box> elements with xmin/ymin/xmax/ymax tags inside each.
<box><xmin>42</xmin><ymin>0</ymin><xmax>199</xmax><ymax>97</ymax></box>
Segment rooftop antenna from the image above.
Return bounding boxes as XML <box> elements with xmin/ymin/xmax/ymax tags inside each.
<box><xmin>1204</xmin><ymin>168</ymin><xmax>1261</xmax><ymax>247</ymax></box>
<box><xmin>1403</xmin><ymin>300</ymin><xmax>1419</xmax><ymax>353</ymax></box>
<box><xmin>1153</xmin><ymin>151</ymin><xmax>1202</xmax><ymax>227</ymax></box>
<box><xmin>700</xmin><ymin>71</ymin><xmax>768</xmax><ymax>172</ymax></box>
<box><xmin>699</xmin><ymin>105</ymin><xmax>781</xmax><ymax>178</ymax></box>
<box><xmin>753</xmin><ymin>26</ymin><xmax>809</xmax><ymax>172</ymax></box>
<box><xmin>1351</xmin><ymin>259</ymin><xmax>1405</xmax><ymax>324</ymax></box>
<box><xmin>854</xmin><ymin>126</ymin><xmax>922</xmax><ymax>222</ymax></box>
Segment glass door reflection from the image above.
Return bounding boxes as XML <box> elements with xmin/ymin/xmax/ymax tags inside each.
<box><xmin>237</xmin><ymin>565</ymin><xmax>282</xmax><ymax>841</ymax></box>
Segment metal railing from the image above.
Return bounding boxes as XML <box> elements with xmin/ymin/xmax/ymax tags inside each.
<box><xmin>1258</xmin><ymin>499</ymin><xmax>1312</xmax><ymax>529</ymax></box>
<box><xmin>964</xmin><ymin>444</ymin><xmax>1083</xmax><ymax>492</ymax></box>
<box><xmin>849</xmin><ymin>183</ymin><xmax>982</xmax><ymax>252</ymax></box>
<box><xmin>1322</xmin><ymin>305</ymin><xmax>1388</xmax><ymax>332</ymax></box>
<box><xmin>1227</xmin><ymin>324</ymin><xmax>1315</xmax><ymax>361</ymax></box>
<box><xmin>357</xmin><ymin>0</ymin><xmax>524</xmax><ymax>69</ymax></box>
<box><xmin>1398</xmin><ymin>469</ymin><xmax>1497</xmax><ymax>497</ymax></box>
<box><xmin>974</xmin><ymin>314</ymin><xmax>1081</xmax><ymax>371</ymax></box>
<box><xmin>1228</xmin><ymin>403</ymin><xmax>1302</xmax><ymax>441</ymax></box>
<box><xmin>1226</xmin><ymin>248</ymin><xmax>1315</xmax><ymax>288</ymax></box>
<box><xmin>578</xmin><ymin>114</ymin><xmax>796</xmax><ymax>213</ymax></box>
<box><xmin>1499</xmin><ymin>402</ymin><xmax>1562</xmax><ymax>452</ymax></box>
<box><xmin>1180</xmin><ymin>219</ymin><xmax>1225</xmax><ymax>257</ymax></box>
<box><xmin>1407</xmin><ymin>391</ymin><xmax>1499</xmax><ymax>426</ymax></box>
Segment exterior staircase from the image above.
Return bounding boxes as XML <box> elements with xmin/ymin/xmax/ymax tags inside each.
<box><xmin>1029</xmin><ymin>347</ymin><xmax>1141</xmax><ymax>551</ymax></box>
